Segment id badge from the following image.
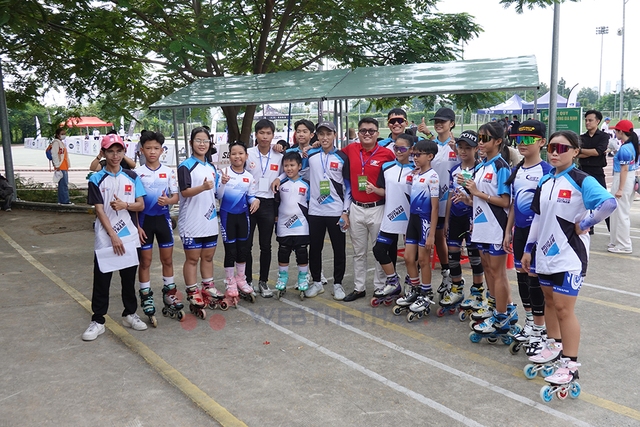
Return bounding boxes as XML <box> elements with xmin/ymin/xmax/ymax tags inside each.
<box><xmin>259</xmin><ymin>177</ymin><xmax>270</xmax><ymax>192</ymax></box>
<box><xmin>358</xmin><ymin>175</ymin><xmax>368</xmax><ymax>192</ymax></box>
<box><xmin>319</xmin><ymin>180</ymin><xmax>331</xmax><ymax>196</ymax></box>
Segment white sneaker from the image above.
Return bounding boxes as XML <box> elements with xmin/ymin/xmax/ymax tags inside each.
<box><xmin>82</xmin><ymin>321</ymin><xmax>105</xmax><ymax>341</ymax></box>
<box><xmin>332</xmin><ymin>283</ymin><xmax>346</xmax><ymax>300</ymax></box>
<box><xmin>320</xmin><ymin>271</ymin><xmax>328</xmax><ymax>286</ymax></box>
<box><xmin>122</xmin><ymin>313</ymin><xmax>148</xmax><ymax>331</ymax></box>
<box><xmin>304</xmin><ymin>281</ymin><xmax>325</xmax><ymax>298</ymax></box>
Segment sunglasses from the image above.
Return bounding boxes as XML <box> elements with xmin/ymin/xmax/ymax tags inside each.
<box><xmin>413</xmin><ymin>152</ymin><xmax>429</xmax><ymax>157</ymax></box>
<box><xmin>478</xmin><ymin>134</ymin><xmax>492</xmax><ymax>143</ymax></box>
<box><xmin>516</xmin><ymin>135</ymin><xmax>542</xmax><ymax>145</ymax></box>
<box><xmin>547</xmin><ymin>142</ymin><xmax>575</xmax><ymax>154</ymax></box>
<box><xmin>393</xmin><ymin>145</ymin><xmax>410</xmax><ymax>153</ymax></box>
<box><xmin>358</xmin><ymin>128</ymin><xmax>378</xmax><ymax>135</ymax></box>
<box><xmin>387</xmin><ymin>118</ymin><xmax>407</xmax><ymax>126</ymax></box>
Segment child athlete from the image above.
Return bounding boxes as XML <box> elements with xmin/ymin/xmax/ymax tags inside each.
<box><xmin>135</xmin><ymin>131</ymin><xmax>182</xmax><ymax>325</ymax></box>
<box><xmin>177</xmin><ymin>127</ymin><xmax>220</xmax><ymax>320</ymax></box>
<box><xmin>217</xmin><ymin>142</ymin><xmax>260</xmax><ymax>305</ymax></box>
<box><xmin>503</xmin><ymin>121</ymin><xmax>551</xmax><ymax>355</ymax></box>
<box><xmin>395</xmin><ymin>140</ymin><xmax>439</xmax><ymax>320</ymax></box>
<box><xmin>274</xmin><ymin>151</ymin><xmax>311</xmax><ymax>298</ymax></box>
<box><xmin>368</xmin><ymin>133</ymin><xmax>415</xmax><ymax>305</ymax></box>
<box><xmin>522</xmin><ymin>130</ymin><xmax>616</xmax><ymax>396</ymax></box>
<box><xmin>440</xmin><ymin>131</ymin><xmax>484</xmax><ymax>314</ymax></box>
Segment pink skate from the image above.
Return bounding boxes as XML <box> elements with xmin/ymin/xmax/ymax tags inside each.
<box><xmin>201</xmin><ymin>281</ymin><xmax>228</xmax><ymax>311</ymax></box>
<box><xmin>235</xmin><ymin>275</ymin><xmax>256</xmax><ymax>303</ymax></box>
<box><xmin>186</xmin><ymin>285</ymin><xmax>207</xmax><ymax>319</ymax></box>
<box><xmin>224</xmin><ymin>276</ymin><xmax>240</xmax><ymax>308</ymax></box>
<box><xmin>540</xmin><ymin>358</ymin><xmax>581</xmax><ymax>402</ymax></box>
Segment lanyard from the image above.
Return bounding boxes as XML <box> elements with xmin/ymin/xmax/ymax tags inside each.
<box><xmin>258</xmin><ymin>149</ymin><xmax>271</xmax><ymax>178</ymax></box>
<box><xmin>321</xmin><ymin>149</ymin><xmax>334</xmax><ymax>178</ymax></box>
<box><xmin>359</xmin><ymin>145</ymin><xmax>380</xmax><ymax>174</ymax></box>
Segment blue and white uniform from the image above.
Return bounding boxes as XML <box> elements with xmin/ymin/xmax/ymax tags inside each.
<box><xmin>613</xmin><ymin>142</ymin><xmax>638</xmax><ymax>173</ymax></box>
<box><xmin>307</xmin><ymin>147</ymin><xmax>351</xmax><ymax>216</ymax></box>
<box><xmin>88</xmin><ymin>167</ymin><xmax>146</xmax><ymax>250</ymax></box>
<box><xmin>286</xmin><ymin>146</ymin><xmax>310</xmax><ymax>180</ymax></box>
<box><xmin>406</xmin><ymin>168</ymin><xmax>439</xmax><ymax>246</ymax></box>
<box><xmin>376</xmin><ymin>160</ymin><xmax>413</xmax><ymax>234</ymax></box>
<box><xmin>512</xmin><ymin>161</ymin><xmax>553</xmax><ymax>228</ymax></box>
<box><xmin>471</xmin><ymin>154</ymin><xmax>511</xmax><ymax>247</ymax></box>
<box><xmin>449</xmin><ymin>163</ymin><xmax>474</xmax><ymax>218</ymax></box>
<box><xmin>276</xmin><ymin>177</ymin><xmax>310</xmax><ymax>237</ymax></box>
<box><xmin>447</xmin><ymin>163</ymin><xmax>475</xmax><ymax>247</ymax></box>
<box><xmin>432</xmin><ymin>138</ymin><xmax>459</xmax><ymax>218</ymax></box>
<box><xmin>217</xmin><ymin>168</ymin><xmax>256</xmax><ymax>215</ymax></box>
<box><xmin>177</xmin><ymin>156</ymin><xmax>219</xmax><ymax>240</ymax></box>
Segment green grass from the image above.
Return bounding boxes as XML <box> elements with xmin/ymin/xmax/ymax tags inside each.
<box><xmin>15</xmin><ymin>175</ymin><xmax>86</xmax><ymax>204</ymax></box>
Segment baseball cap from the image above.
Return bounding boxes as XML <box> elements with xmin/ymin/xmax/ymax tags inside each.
<box><xmin>456</xmin><ymin>130</ymin><xmax>478</xmax><ymax>147</ymax></box>
<box><xmin>101</xmin><ymin>134</ymin><xmax>125</xmax><ymax>150</ymax></box>
<box><xmin>430</xmin><ymin>107</ymin><xmax>455</xmax><ymax>122</ymax></box>
<box><xmin>604</xmin><ymin>117</ymin><xmax>611</xmax><ymax>121</ymax></box>
<box><xmin>610</xmin><ymin>119</ymin><xmax>634</xmax><ymax>133</ymax></box>
<box><xmin>511</xmin><ymin>120</ymin><xmax>546</xmax><ymax>138</ymax></box>
<box><xmin>316</xmin><ymin>121</ymin><xmax>337</xmax><ymax>133</ymax></box>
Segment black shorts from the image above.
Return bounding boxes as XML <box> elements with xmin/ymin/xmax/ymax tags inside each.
<box><xmin>182</xmin><ymin>234</ymin><xmax>218</xmax><ymax>250</ymax></box>
<box><xmin>447</xmin><ymin>214</ymin><xmax>471</xmax><ymax>247</ymax></box>
<box><xmin>220</xmin><ymin>211</ymin><xmax>250</xmax><ymax>244</ymax></box>
<box><xmin>406</xmin><ymin>213</ymin><xmax>431</xmax><ymax>247</ymax></box>
<box><xmin>276</xmin><ymin>235</ymin><xmax>310</xmax><ymax>248</ymax></box>
<box><xmin>139</xmin><ymin>214</ymin><xmax>174</xmax><ymax>250</ymax></box>
<box><xmin>513</xmin><ymin>226</ymin><xmax>536</xmax><ymax>270</ymax></box>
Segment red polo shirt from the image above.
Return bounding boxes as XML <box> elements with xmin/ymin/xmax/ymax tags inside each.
<box><xmin>341</xmin><ymin>142</ymin><xmax>395</xmax><ymax>203</ymax></box>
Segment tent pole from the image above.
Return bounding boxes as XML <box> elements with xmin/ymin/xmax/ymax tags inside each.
<box><xmin>172</xmin><ymin>110</ymin><xmax>179</xmax><ymax>167</ymax></box>
<box><xmin>287</xmin><ymin>103</ymin><xmax>292</xmax><ymax>145</ymax></box>
<box><xmin>344</xmin><ymin>99</ymin><xmax>349</xmax><ymax>148</ymax></box>
<box><xmin>0</xmin><ymin>59</ymin><xmax>16</xmax><ymax>198</ymax></box>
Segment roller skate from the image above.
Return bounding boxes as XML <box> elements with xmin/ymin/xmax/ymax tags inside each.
<box><xmin>224</xmin><ymin>276</ymin><xmax>240</xmax><ymax>308</ymax></box>
<box><xmin>524</xmin><ymin>340</ymin><xmax>563</xmax><ymax>379</ymax></box>
<box><xmin>437</xmin><ymin>280</ymin><xmax>464</xmax><ymax>318</ymax></box>
<box><xmin>237</xmin><ymin>275</ymin><xmax>257</xmax><ymax>303</ymax></box>
<box><xmin>436</xmin><ymin>269</ymin><xmax>452</xmax><ymax>301</ymax></box>
<box><xmin>371</xmin><ymin>274</ymin><xmax>402</xmax><ymax>307</ymax></box>
<box><xmin>525</xmin><ymin>327</ymin><xmax>547</xmax><ymax>357</ymax></box>
<box><xmin>468</xmin><ymin>295</ymin><xmax>495</xmax><ymax>331</ymax></box>
<box><xmin>459</xmin><ymin>285</ymin><xmax>484</xmax><ymax>322</ymax></box>
<box><xmin>509</xmin><ymin>316</ymin><xmax>533</xmax><ymax>355</ymax></box>
<box><xmin>186</xmin><ymin>285</ymin><xmax>207</xmax><ymax>319</ymax></box>
<box><xmin>469</xmin><ymin>312</ymin><xmax>514</xmax><ymax>346</ymax></box>
<box><xmin>201</xmin><ymin>281</ymin><xmax>228</xmax><ymax>311</ymax></box>
<box><xmin>407</xmin><ymin>289</ymin><xmax>434</xmax><ymax>323</ymax></box>
<box><xmin>139</xmin><ymin>287</ymin><xmax>157</xmax><ymax>327</ymax></box>
<box><xmin>161</xmin><ymin>283</ymin><xmax>185</xmax><ymax>322</ymax></box>
<box><xmin>275</xmin><ymin>270</ymin><xmax>289</xmax><ymax>299</ymax></box>
<box><xmin>296</xmin><ymin>271</ymin><xmax>309</xmax><ymax>301</ymax></box>
<box><xmin>392</xmin><ymin>285</ymin><xmax>419</xmax><ymax>316</ymax></box>
<box><xmin>539</xmin><ymin>358</ymin><xmax>581</xmax><ymax>402</ymax></box>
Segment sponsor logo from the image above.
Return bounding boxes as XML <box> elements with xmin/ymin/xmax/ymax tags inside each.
<box><xmin>370</xmin><ymin>160</ymin><xmax>380</xmax><ymax>167</ymax></box>
<box><xmin>249</xmin><ymin>161</ymin><xmax>256</xmax><ymax>169</ymax></box>
<box><xmin>285</xmin><ymin>214</ymin><xmax>299</xmax><ymax>228</ymax></box>
<box><xmin>387</xmin><ymin>205</ymin><xmax>405</xmax><ymax>221</ymax></box>
<box><xmin>557</xmin><ymin>189</ymin><xmax>571</xmax><ymax>203</ymax></box>
<box><xmin>525</xmin><ymin>174</ymin><xmax>539</xmax><ymax>182</ymax></box>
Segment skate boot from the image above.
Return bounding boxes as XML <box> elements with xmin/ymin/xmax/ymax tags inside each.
<box><xmin>525</xmin><ymin>327</ymin><xmax>547</xmax><ymax>357</ymax></box>
<box><xmin>540</xmin><ymin>358</ymin><xmax>581</xmax><ymax>402</ymax></box>
<box><xmin>201</xmin><ymin>281</ymin><xmax>227</xmax><ymax>311</ymax></box>
<box><xmin>437</xmin><ymin>280</ymin><xmax>464</xmax><ymax>317</ymax></box>
<box><xmin>436</xmin><ymin>269</ymin><xmax>452</xmax><ymax>300</ymax></box>
<box><xmin>296</xmin><ymin>271</ymin><xmax>310</xmax><ymax>300</ymax></box>
<box><xmin>509</xmin><ymin>316</ymin><xmax>533</xmax><ymax>355</ymax></box>
<box><xmin>407</xmin><ymin>289</ymin><xmax>434</xmax><ymax>323</ymax></box>
<box><xmin>236</xmin><ymin>275</ymin><xmax>257</xmax><ymax>303</ymax></box>
<box><xmin>469</xmin><ymin>312</ymin><xmax>514</xmax><ymax>346</ymax></box>
<box><xmin>186</xmin><ymin>285</ymin><xmax>207</xmax><ymax>320</ymax></box>
<box><xmin>460</xmin><ymin>285</ymin><xmax>484</xmax><ymax>312</ymax></box>
<box><xmin>224</xmin><ymin>276</ymin><xmax>240</xmax><ymax>308</ymax></box>
<box><xmin>139</xmin><ymin>288</ymin><xmax>157</xmax><ymax>327</ymax></box>
<box><xmin>371</xmin><ymin>274</ymin><xmax>401</xmax><ymax>307</ymax></box>
<box><xmin>523</xmin><ymin>339</ymin><xmax>563</xmax><ymax>379</ymax></box>
<box><xmin>392</xmin><ymin>285</ymin><xmax>419</xmax><ymax>316</ymax></box>
<box><xmin>275</xmin><ymin>270</ymin><xmax>289</xmax><ymax>291</ymax></box>
<box><xmin>506</xmin><ymin>303</ymin><xmax>520</xmax><ymax>333</ymax></box>
<box><xmin>161</xmin><ymin>283</ymin><xmax>185</xmax><ymax>321</ymax></box>
<box><xmin>469</xmin><ymin>295</ymin><xmax>495</xmax><ymax>330</ymax></box>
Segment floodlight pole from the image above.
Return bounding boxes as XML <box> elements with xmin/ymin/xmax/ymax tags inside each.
<box><xmin>618</xmin><ymin>0</ymin><xmax>627</xmax><ymax>119</ymax></box>
<box><xmin>548</xmin><ymin>2</ymin><xmax>561</xmax><ymax>133</ymax></box>
<box><xmin>596</xmin><ymin>26</ymin><xmax>609</xmax><ymax>102</ymax></box>
<box><xmin>0</xmin><ymin>59</ymin><xmax>16</xmax><ymax>198</ymax></box>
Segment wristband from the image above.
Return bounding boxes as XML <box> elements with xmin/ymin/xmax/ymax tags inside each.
<box><xmin>126</xmin><ymin>202</ymin><xmax>130</xmax><ymax>210</ymax></box>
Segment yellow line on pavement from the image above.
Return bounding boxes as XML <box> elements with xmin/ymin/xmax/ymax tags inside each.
<box><xmin>0</xmin><ymin>227</ymin><xmax>246</xmax><ymax>427</ymax></box>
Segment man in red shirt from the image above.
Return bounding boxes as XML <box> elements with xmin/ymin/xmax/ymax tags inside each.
<box><xmin>341</xmin><ymin>118</ymin><xmax>396</xmax><ymax>301</ymax></box>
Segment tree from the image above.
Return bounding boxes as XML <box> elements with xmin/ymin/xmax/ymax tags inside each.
<box><xmin>498</xmin><ymin>0</ymin><xmax>579</xmax><ymax>13</ymax></box>
<box><xmin>577</xmin><ymin>87</ymin><xmax>598</xmax><ymax>109</ymax></box>
<box><xmin>1</xmin><ymin>1</ymin><xmax>482</xmax><ymax>143</ymax></box>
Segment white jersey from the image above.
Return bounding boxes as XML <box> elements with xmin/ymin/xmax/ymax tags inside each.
<box><xmin>88</xmin><ymin>168</ymin><xmax>146</xmax><ymax>251</ymax></box>
<box><xmin>177</xmin><ymin>156</ymin><xmax>219</xmax><ymax>238</ymax></box>
<box><xmin>216</xmin><ymin>168</ymin><xmax>256</xmax><ymax>214</ymax></box>
<box><xmin>530</xmin><ymin>165</ymin><xmax>613</xmax><ymax>276</ymax></box>
<box><xmin>471</xmin><ymin>154</ymin><xmax>511</xmax><ymax>245</ymax></box>
<box><xmin>135</xmin><ymin>164</ymin><xmax>178</xmax><ymax>219</ymax></box>
<box><xmin>512</xmin><ymin>161</ymin><xmax>552</xmax><ymax>228</ymax></box>
<box><xmin>432</xmin><ymin>138</ymin><xmax>459</xmax><ymax>217</ymax></box>
<box><xmin>307</xmin><ymin>147</ymin><xmax>351</xmax><ymax>216</ymax></box>
<box><xmin>409</xmin><ymin>168</ymin><xmax>440</xmax><ymax>219</ymax></box>
<box><xmin>276</xmin><ymin>177</ymin><xmax>310</xmax><ymax>237</ymax></box>
<box><xmin>376</xmin><ymin>160</ymin><xmax>413</xmax><ymax>234</ymax></box>
<box><xmin>246</xmin><ymin>146</ymin><xmax>283</xmax><ymax>199</ymax></box>
<box><xmin>448</xmin><ymin>163</ymin><xmax>474</xmax><ymax>217</ymax></box>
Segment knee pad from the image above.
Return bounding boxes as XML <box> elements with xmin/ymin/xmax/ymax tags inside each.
<box><xmin>373</xmin><ymin>241</ymin><xmax>392</xmax><ymax>265</ymax></box>
<box><xmin>517</xmin><ymin>272</ymin><xmax>531</xmax><ymax>308</ymax></box>
<box><xmin>278</xmin><ymin>245</ymin><xmax>292</xmax><ymax>265</ymax></box>
<box><xmin>467</xmin><ymin>247</ymin><xmax>483</xmax><ymax>276</ymax></box>
<box><xmin>448</xmin><ymin>249</ymin><xmax>462</xmax><ymax>277</ymax></box>
<box><xmin>294</xmin><ymin>245</ymin><xmax>309</xmax><ymax>265</ymax></box>
<box><xmin>528</xmin><ymin>275</ymin><xmax>545</xmax><ymax>317</ymax></box>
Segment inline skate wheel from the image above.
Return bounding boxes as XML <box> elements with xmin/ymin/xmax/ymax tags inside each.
<box><xmin>392</xmin><ymin>305</ymin><xmax>403</xmax><ymax>316</ymax></box>
<box><xmin>524</xmin><ymin>364</ymin><xmax>538</xmax><ymax>379</ymax></box>
<box><xmin>219</xmin><ymin>301</ymin><xmax>229</xmax><ymax>311</ymax></box>
<box><xmin>510</xmin><ymin>324</ymin><xmax>522</xmax><ymax>335</ymax></box>
<box><xmin>162</xmin><ymin>307</ymin><xmax>169</xmax><ymax>317</ymax></box>
<box><xmin>541</xmin><ymin>366</ymin><xmax>555</xmax><ymax>377</ymax></box>
<box><xmin>540</xmin><ymin>385</ymin><xmax>553</xmax><ymax>402</ymax></box>
<box><xmin>383</xmin><ymin>299</ymin><xmax>394</xmax><ymax>306</ymax></box>
<box><xmin>370</xmin><ymin>297</ymin><xmax>381</xmax><ymax>307</ymax></box>
<box><xmin>487</xmin><ymin>336</ymin><xmax>498</xmax><ymax>344</ymax></box>
<box><xmin>458</xmin><ymin>310</ymin><xmax>468</xmax><ymax>322</ymax></box>
<box><xmin>249</xmin><ymin>293</ymin><xmax>256</xmax><ymax>304</ymax></box>
<box><xmin>407</xmin><ymin>312</ymin><xmax>418</xmax><ymax>323</ymax></box>
<box><xmin>469</xmin><ymin>332</ymin><xmax>482</xmax><ymax>343</ymax></box>
<box><xmin>557</xmin><ymin>388</ymin><xmax>568</xmax><ymax>400</ymax></box>
<box><xmin>436</xmin><ymin>307</ymin><xmax>446</xmax><ymax>317</ymax></box>
<box><xmin>449</xmin><ymin>308</ymin><xmax>457</xmax><ymax>315</ymax></box>
<box><xmin>299</xmin><ymin>291</ymin><xmax>305</xmax><ymax>301</ymax></box>
<box><xmin>501</xmin><ymin>335</ymin><xmax>513</xmax><ymax>346</ymax></box>
<box><xmin>509</xmin><ymin>341</ymin><xmax>521</xmax><ymax>355</ymax></box>
<box><xmin>149</xmin><ymin>315</ymin><xmax>158</xmax><ymax>328</ymax></box>
<box><xmin>177</xmin><ymin>310</ymin><xmax>185</xmax><ymax>321</ymax></box>
<box><xmin>569</xmin><ymin>382</ymin><xmax>581</xmax><ymax>399</ymax></box>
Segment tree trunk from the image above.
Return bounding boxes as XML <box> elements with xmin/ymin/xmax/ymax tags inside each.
<box><xmin>221</xmin><ymin>105</ymin><xmax>240</xmax><ymax>142</ymax></box>
<box><xmin>240</xmin><ymin>105</ymin><xmax>257</xmax><ymax>146</ymax></box>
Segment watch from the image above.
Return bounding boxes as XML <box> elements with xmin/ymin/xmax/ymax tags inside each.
<box><xmin>343</xmin><ymin>209</ymin><xmax>350</xmax><ymax>215</ymax></box>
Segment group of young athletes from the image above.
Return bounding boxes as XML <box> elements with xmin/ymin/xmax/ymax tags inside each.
<box><xmin>80</xmin><ymin>109</ymin><xmax>619</xmax><ymax>403</ymax></box>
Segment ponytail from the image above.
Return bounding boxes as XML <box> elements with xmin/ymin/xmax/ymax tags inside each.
<box><xmin>504</xmin><ymin>157</ymin><xmax>525</xmax><ymax>186</ymax></box>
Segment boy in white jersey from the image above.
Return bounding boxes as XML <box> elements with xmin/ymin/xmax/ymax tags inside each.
<box><xmin>427</xmin><ymin>107</ymin><xmax>458</xmax><ymax>298</ymax></box>
<box><xmin>274</xmin><ymin>151</ymin><xmax>311</xmax><ymax>298</ymax></box>
<box><xmin>135</xmin><ymin>131</ymin><xmax>181</xmax><ymax>326</ymax></box>
<box><xmin>82</xmin><ymin>134</ymin><xmax>147</xmax><ymax>341</ymax></box>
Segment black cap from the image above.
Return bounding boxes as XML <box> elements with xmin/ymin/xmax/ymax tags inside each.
<box><xmin>456</xmin><ymin>130</ymin><xmax>478</xmax><ymax>147</ymax></box>
<box><xmin>512</xmin><ymin>120</ymin><xmax>546</xmax><ymax>138</ymax></box>
<box><xmin>316</xmin><ymin>121</ymin><xmax>337</xmax><ymax>132</ymax></box>
<box><xmin>430</xmin><ymin>107</ymin><xmax>455</xmax><ymax>122</ymax></box>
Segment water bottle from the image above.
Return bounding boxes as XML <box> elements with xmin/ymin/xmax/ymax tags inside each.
<box><xmin>338</xmin><ymin>217</ymin><xmax>347</xmax><ymax>233</ymax></box>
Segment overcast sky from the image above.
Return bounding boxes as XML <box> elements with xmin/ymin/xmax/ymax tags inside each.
<box><xmin>436</xmin><ymin>0</ymin><xmax>639</xmax><ymax>94</ymax></box>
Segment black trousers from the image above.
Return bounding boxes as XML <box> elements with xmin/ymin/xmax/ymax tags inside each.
<box><xmin>580</xmin><ymin>167</ymin><xmax>610</xmax><ymax>231</ymax></box>
<box><xmin>308</xmin><ymin>215</ymin><xmax>346</xmax><ymax>284</ymax></box>
<box><xmin>91</xmin><ymin>256</ymin><xmax>138</xmax><ymax>324</ymax></box>
<box><xmin>245</xmin><ymin>198</ymin><xmax>276</xmax><ymax>283</ymax></box>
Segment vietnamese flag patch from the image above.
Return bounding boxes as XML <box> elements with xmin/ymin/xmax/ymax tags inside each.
<box><xmin>330</xmin><ymin>162</ymin><xmax>339</xmax><ymax>170</ymax></box>
<box><xmin>558</xmin><ymin>189</ymin><xmax>571</xmax><ymax>199</ymax></box>
<box><xmin>270</xmin><ymin>164</ymin><xmax>279</xmax><ymax>171</ymax></box>
<box><xmin>299</xmin><ymin>187</ymin><xmax>307</xmax><ymax>195</ymax></box>
<box><xmin>243</xmin><ymin>177</ymin><xmax>250</xmax><ymax>183</ymax></box>
<box><xmin>159</xmin><ymin>173</ymin><xmax>167</xmax><ymax>178</ymax></box>
<box><xmin>125</xmin><ymin>185</ymin><xmax>132</xmax><ymax>192</ymax></box>
<box><xmin>406</xmin><ymin>175</ymin><xmax>413</xmax><ymax>183</ymax></box>
<box><xmin>448</xmin><ymin>151</ymin><xmax>457</xmax><ymax>159</ymax></box>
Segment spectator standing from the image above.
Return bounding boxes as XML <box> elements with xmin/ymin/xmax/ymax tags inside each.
<box><xmin>51</xmin><ymin>128</ymin><xmax>73</xmax><ymax>205</ymax></box>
